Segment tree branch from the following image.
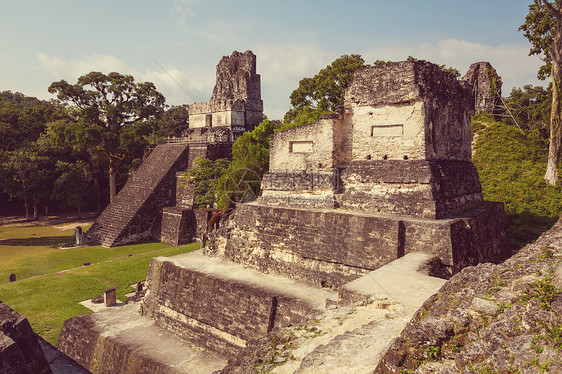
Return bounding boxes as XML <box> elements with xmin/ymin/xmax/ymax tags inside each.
<box><xmin>539</xmin><ymin>0</ymin><xmax>561</xmax><ymax>21</ymax></box>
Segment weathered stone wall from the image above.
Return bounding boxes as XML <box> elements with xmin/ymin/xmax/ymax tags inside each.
<box><xmin>346</xmin><ymin>61</ymin><xmax>473</xmax><ymax>162</ymax></box>
<box><xmin>0</xmin><ymin>301</ymin><xmax>52</xmax><ymax>374</ymax></box>
<box><xmin>175</xmin><ymin>173</ymin><xmax>195</xmax><ymax>209</ymax></box>
<box><xmin>374</xmin><ymin>218</ymin><xmax>562</xmax><ymax>374</ymax></box>
<box><xmin>189</xmin><ymin>109</ymin><xmax>245</xmax><ymax>129</ymax></box>
<box><xmin>140</xmin><ymin>257</ymin><xmax>319</xmax><ymax>356</ymax></box>
<box><xmin>160</xmin><ymin>207</ymin><xmax>196</xmax><ymax>246</ymax></box>
<box><xmin>212</xmin><ymin>51</ymin><xmax>261</xmax><ymax>103</ymax></box>
<box><xmin>350</xmin><ymin>101</ymin><xmax>426</xmax><ymax>161</ymax></box>
<box><xmin>186</xmin><ymin>142</ymin><xmax>232</xmax><ymax>169</ymax></box>
<box><xmin>269</xmin><ymin>118</ymin><xmax>337</xmax><ymax>171</ymax></box>
<box><xmin>160</xmin><ymin>208</ymin><xmax>217</xmax><ymax>246</ymax></box>
<box><xmin>462</xmin><ymin>61</ymin><xmax>502</xmax><ymax>114</ymax></box>
<box><xmin>57</xmin><ymin>304</ymin><xmax>226</xmax><ymax>374</ymax></box>
<box><xmin>339</xmin><ymin>160</ymin><xmax>483</xmax><ymax>219</ymax></box>
<box><xmin>208</xmin><ymin>202</ymin><xmax>507</xmax><ymax>288</ymax></box>
<box><xmin>188</xmin><ymin>50</ymin><xmax>263</xmax><ymax>131</ymax></box>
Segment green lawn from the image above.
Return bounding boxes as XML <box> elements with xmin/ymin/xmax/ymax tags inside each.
<box><xmin>0</xmin><ymin>222</ymin><xmax>199</xmax><ymax>345</ymax></box>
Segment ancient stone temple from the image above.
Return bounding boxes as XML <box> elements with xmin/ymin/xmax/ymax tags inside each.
<box><xmin>220</xmin><ymin>60</ymin><xmax>507</xmax><ymax>287</ymax></box>
<box><xmin>188</xmin><ymin>50</ymin><xmax>263</xmax><ymax>135</ymax></box>
<box><xmin>87</xmin><ymin>50</ymin><xmax>263</xmax><ymax>247</ymax></box>
<box><xmin>57</xmin><ymin>60</ymin><xmax>507</xmax><ymax>373</ymax></box>
<box><xmin>462</xmin><ymin>61</ymin><xmax>502</xmax><ymax>114</ymax></box>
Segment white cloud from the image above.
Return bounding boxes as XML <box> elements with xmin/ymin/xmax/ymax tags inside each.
<box><xmin>252</xmin><ymin>42</ymin><xmax>335</xmax><ymax>119</ymax></box>
<box><xmin>36</xmin><ymin>52</ymin><xmax>212</xmax><ymax>106</ymax></box>
<box><xmin>37</xmin><ymin>53</ymin><xmax>129</xmax><ymax>81</ymax></box>
<box><xmin>168</xmin><ymin>0</ymin><xmax>198</xmax><ymax>26</ymax></box>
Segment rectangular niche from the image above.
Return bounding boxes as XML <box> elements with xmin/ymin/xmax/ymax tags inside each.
<box><xmin>290</xmin><ymin>141</ymin><xmax>314</xmax><ymax>153</ymax></box>
<box><xmin>371</xmin><ymin>124</ymin><xmax>403</xmax><ymax>136</ymax></box>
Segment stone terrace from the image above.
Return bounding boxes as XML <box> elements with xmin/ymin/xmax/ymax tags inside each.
<box><xmin>57</xmin><ymin>60</ymin><xmax>508</xmax><ymax>373</ymax></box>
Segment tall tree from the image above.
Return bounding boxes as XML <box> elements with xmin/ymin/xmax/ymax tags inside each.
<box><xmin>1</xmin><ymin>145</ymin><xmax>54</xmax><ymax>219</ymax></box>
<box><xmin>51</xmin><ymin>160</ymin><xmax>93</xmax><ymax>218</ymax></box>
<box><xmin>504</xmin><ymin>84</ymin><xmax>552</xmax><ymax>138</ymax></box>
<box><xmin>48</xmin><ymin>72</ymin><xmax>166</xmax><ymax>201</ymax></box>
<box><xmin>156</xmin><ymin>104</ymin><xmax>189</xmax><ymax>138</ymax></box>
<box><xmin>285</xmin><ymin>54</ymin><xmax>365</xmax><ymax>122</ymax></box>
<box><xmin>520</xmin><ymin>0</ymin><xmax>562</xmax><ymax>185</ymax></box>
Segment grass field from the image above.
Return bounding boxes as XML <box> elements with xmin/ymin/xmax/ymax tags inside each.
<box><xmin>0</xmin><ymin>220</ymin><xmax>198</xmax><ymax>345</ymax></box>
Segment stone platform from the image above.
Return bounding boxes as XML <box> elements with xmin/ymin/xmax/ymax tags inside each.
<box><xmin>140</xmin><ymin>250</ymin><xmax>338</xmax><ymax>356</ymax></box>
<box><xmin>57</xmin><ymin>252</ymin><xmax>448</xmax><ymax>374</ymax></box>
<box><xmin>56</xmin><ymin>303</ymin><xmax>227</xmax><ymax>374</ymax></box>
<box><xmin>211</xmin><ymin>201</ymin><xmax>507</xmax><ymax>288</ymax></box>
<box><xmin>217</xmin><ymin>253</ymin><xmax>448</xmax><ymax>373</ymax></box>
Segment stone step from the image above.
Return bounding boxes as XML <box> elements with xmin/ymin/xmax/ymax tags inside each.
<box><xmin>229</xmin><ymin>253</ymin><xmax>448</xmax><ymax>373</ymax></box>
<box><xmin>141</xmin><ymin>250</ymin><xmax>339</xmax><ymax>356</ymax></box>
<box><xmin>88</xmin><ymin>143</ymin><xmax>190</xmax><ymax>247</ymax></box>
<box><xmin>57</xmin><ymin>303</ymin><xmax>227</xmax><ymax>374</ymax></box>
<box><xmin>338</xmin><ymin>252</ymin><xmax>448</xmax><ymax>311</ymax></box>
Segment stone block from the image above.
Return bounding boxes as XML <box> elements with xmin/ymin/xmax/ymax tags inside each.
<box><xmin>140</xmin><ymin>252</ymin><xmax>336</xmax><ymax>356</ymax></box>
<box><xmin>0</xmin><ymin>301</ymin><xmax>52</xmax><ymax>374</ymax></box>
<box><xmin>160</xmin><ymin>207</ymin><xmax>196</xmax><ymax>246</ymax></box>
<box><xmin>57</xmin><ymin>304</ymin><xmax>227</xmax><ymax>374</ymax></box>
<box><xmin>104</xmin><ymin>288</ymin><xmax>116</xmax><ymax>307</ymax></box>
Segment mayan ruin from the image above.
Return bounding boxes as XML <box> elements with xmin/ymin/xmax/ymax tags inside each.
<box><xmin>6</xmin><ymin>2</ymin><xmax>562</xmax><ymax>373</ymax></box>
<box><xmin>85</xmin><ymin>50</ymin><xmax>263</xmax><ymax>248</ymax></box>
<box><xmin>35</xmin><ymin>56</ymin><xmax>514</xmax><ymax>373</ymax></box>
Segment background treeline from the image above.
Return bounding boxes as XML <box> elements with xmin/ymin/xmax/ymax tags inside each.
<box><xmin>0</xmin><ymin>86</ymin><xmax>189</xmax><ymax>218</ymax></box>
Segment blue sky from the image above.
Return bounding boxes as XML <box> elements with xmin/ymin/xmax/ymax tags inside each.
<box><xmin>0</xmin><ymin>0</ymin><xmax>546</xmax><ymax>120</ymax></box>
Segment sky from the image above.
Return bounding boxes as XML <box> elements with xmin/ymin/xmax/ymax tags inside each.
<box><xmin>0</xmin><ymin>0</ymin><xmax>547</xmax><ymax>120</ymax></box>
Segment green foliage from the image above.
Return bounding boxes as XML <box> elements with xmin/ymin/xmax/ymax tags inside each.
<box><xmin>425</xmin><ymin>345</ymin><xmax>441</xmax><ymax>360</ymax></box>
<box><xmin>48</xmin><ymin>71</ymin><xmax>166</xmax><ymax>200</ymax></box>
<box><xmin>1</xmin><ymin>145</ymin><xmax>55</xmax><ymax>218</ymax></box>
<box><xmin>503</xmin><ymin>84</ymin><xmax>552</xmax><ymax>139</ymax></box>
<box><xmin>0</xmin><ymin>91</ymin><xmax>54</xmax><ymax>152</ymax></box>
<box><xmin>51</xmin><ymin>160</ymin><xmax>93</xmax><ymax>216</ymax></box>
<box><xmin>286</xmin><ymin>54</ymin><xmax>365</xmax><ymax>121</ymax></box>
<box><xmin>520</xmin><ymin>1</ymin><xmax>559</xmax><ymax>80</ymax></box>
<box><xmin>279</xmin><ymin>107</ymin><xmax>330</xmax><ymax>132</ymax></box>
<box><xmin>472</xmin><ymin>116</ymin><xmax>562</xmax><ymax>248</ymax></box>
<box><xmin>406</xmin><ymin>56</ymin><xmax>461</xmax><ymax>78</ymax></box>
<box><xmin>521</xmin><ymin>271</ymin><xmax>561</xmax><ymax>310</ymax></box>
<box><xmin>155</xmin><ymin>104</ymin><xmax>189</xmax><ymax>138</ymax></box>
<box><xmin>373</xmin><ymin>59</ymin><xmax>392</xmax><ymax>66</ymax></box>
<box><xmin>487</xmin><ymin>66</ymin><xmax>503</xmax><ymax>99</ymax></box>
<box><xmin>216</xmin><ymin>119</ymin><xmax>282</xmax><ymax>210</ymax></box>
<box><xmin>184</xmin><ymin>157</ymin><xmax>230</xmax><ymax>208</ymax></box>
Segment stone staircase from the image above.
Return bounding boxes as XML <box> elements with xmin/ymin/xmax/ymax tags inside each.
<box><xmin>87</xmin><ymin>143</ymin><xmax>189</xmax><ymax>247</ymax></box>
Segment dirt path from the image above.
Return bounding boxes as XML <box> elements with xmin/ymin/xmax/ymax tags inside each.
<box><xmin>0</xmin><ymin>212</ymin><xmax>97</xmax><ymax>228</ymax></box>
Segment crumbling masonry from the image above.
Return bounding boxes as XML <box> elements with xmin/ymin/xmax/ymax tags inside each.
<box><xmin>56</xmin><ymin>60</ymin><xmax>507</xmax><ymax>373</ymax></box>
<box><xmin>87</xmin><ymin>50</ymin><xmax>263</xmax><ymax>247</ymax></box>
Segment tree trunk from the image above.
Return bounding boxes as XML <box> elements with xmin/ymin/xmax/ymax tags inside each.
<box><xmin>23</xmin><ymin>197</ymin><xmax>29</xmax><ymax>220</ymax></box>
<box><xmin>109</xmin><ymin>158</ymin><xmax>118</xmax><ymax>203</ymax></box>
<box><xmin>33</xmin><ymin>204</ymin><xmax>38</xmax><ymax>220</ymax></box>
<box><xmin>44</xmin><ymin>204</ymin><xmax>48</xmax><ymax>215</ymax></box>
<box><xmin>78</xmin><ymin>205</ymin><xmax>82</xmax><ymax>219</ymax></box>
<box><xmin>545</xmin><ymin>4</ymin><xmax>562</xmax><ymax>185</ymax></box>
<box><xmin>93</xmin><ymin>174</ymin><xmax>102</xmax><ymax>215</ymax></box>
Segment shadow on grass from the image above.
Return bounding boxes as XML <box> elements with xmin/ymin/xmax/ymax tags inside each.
<box><xmin>506</xmin><ymin>212</ymin><xmax>558</xmax><ymax>252</ymax></box>
<box><xmin>0</xmin><ymin>236</ymin><xmax>73</xmax><ymax>248</ymax></box>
